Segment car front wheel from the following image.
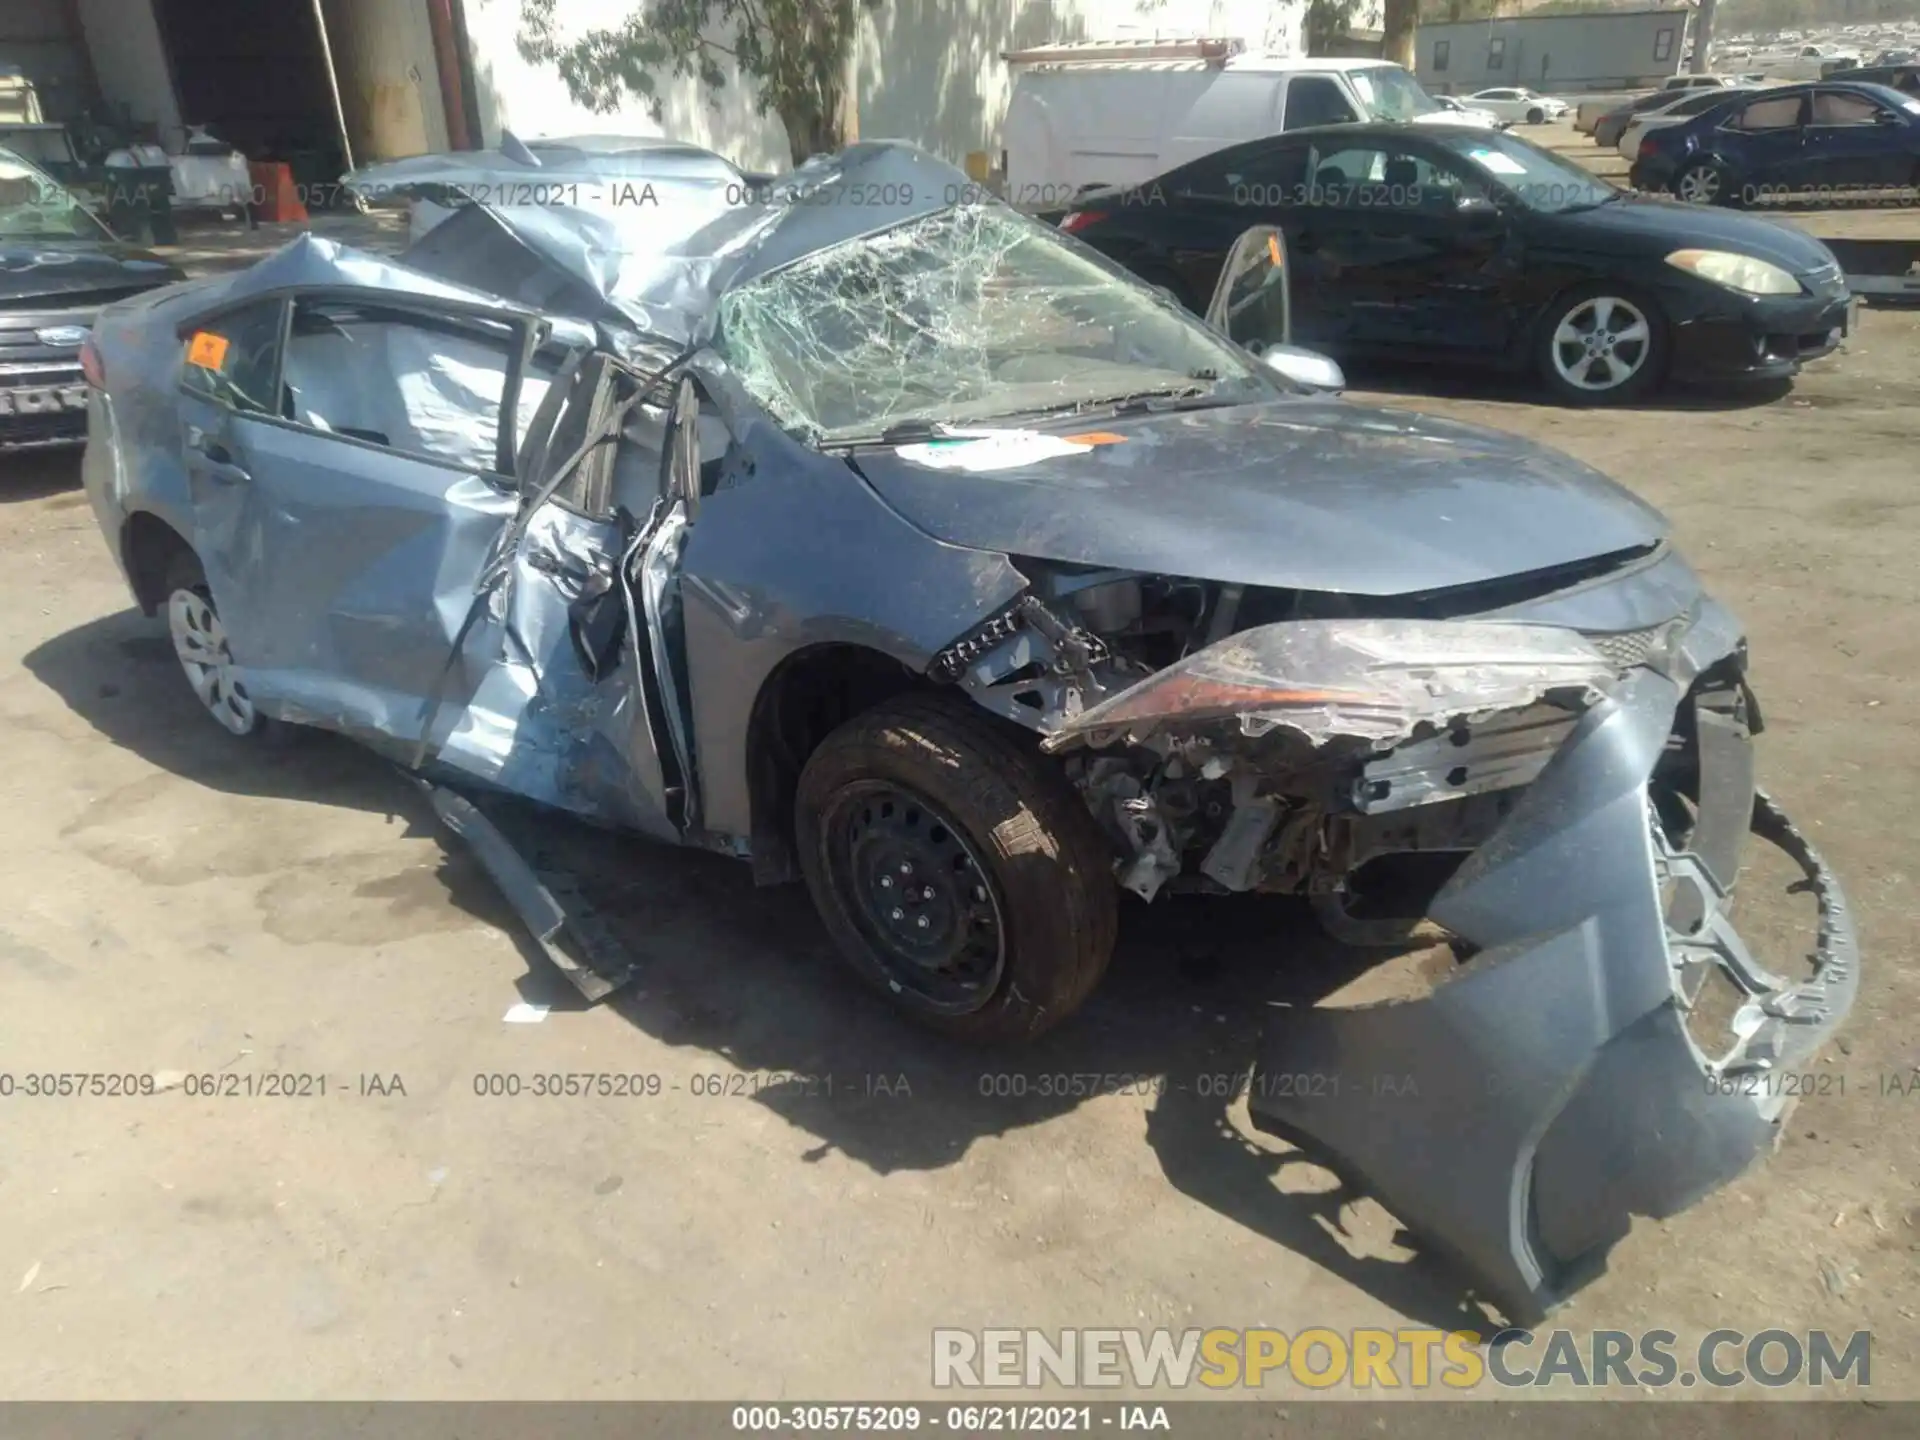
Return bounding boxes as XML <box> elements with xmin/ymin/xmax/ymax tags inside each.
<box><xmin>1527</xmin><ymin>107</ymin><xmax>1545</xmax><ymax>124</ymax></box>
<box><xmin>795</xmin><ymin>693</ymin><xmax>1118</xmax><ymax>1043</ymax></box>
<box><xmin>1535</xmin><ymin>285</ymin><xmax>1668</xmax><ymax>405</ymax></box>
<box><xmin>163</xmin><ymin>552</ymin><xmax>270</xmax><ymax>739</ymax></box>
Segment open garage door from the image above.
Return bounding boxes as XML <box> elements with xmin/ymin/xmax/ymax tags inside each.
<box><xmin>0</xmin><ymin>0</ymin><xmax>98</xmax><ymax>126</ymax></box>
<box><xmin>152</xmin><ymin>0</ymin><xmax>352</xmax><ymax>188</ymax></box>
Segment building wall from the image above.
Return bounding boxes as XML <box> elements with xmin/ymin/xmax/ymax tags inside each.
<box><xmin>74</xmin><ymin>0</ymin><xmax>182</xmax><ymax>140</ymax></box>
<box><xmin>323</xmin><ymin>0</ymin><xmax>450</xmax><ymax>162</ymax></box>
<box><xmin>0</xmin><ymin>0</ymin><xmax>97</xmax><ymax>126</ymax></box>
<box><xmin>457</xmin><ymin>0</ymin><xmax>789</xmax><ymax>170</ymax></box>
<box><xmin>454</xmin><ymin>0</ymin><xmax>1310</xmax><ymax>171</ymax></box>
<box><xmin>1415</xmin><ymin>9</ymin><xmax>1691</xmax><ymax>93</ymax></box>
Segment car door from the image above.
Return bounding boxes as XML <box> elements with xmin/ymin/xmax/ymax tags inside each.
<box><xmin>1288</xmin><ymin>137</ymin><xmax>1518</xmax><ymax>358</ymax></box>
<box><xmin>174</xmin><ymin>291</ymin><xmax>545</xmax><ymax>740</ymax></box>
<box><xmin>1204</xmin><ymin>225</ymin><xmax>1292</xmax><ymax>351</ymax></box>
<box><xmin>1198</xmin><ymin>140</ymin><xmax>1336</xmax><ymax>332</ymax></box>
<box><xmin>1804</xmin><ymin>87</ymin><xmax>1913</xmax><ymax>187</ymax></box>
<box><xmin>1718</xmin><ymin>90</ymin><xmax>1813</xmax><ymax>198</ymax></box>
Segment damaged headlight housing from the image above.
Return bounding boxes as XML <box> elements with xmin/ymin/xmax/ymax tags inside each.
<box><xmin>1665</xmin><ymin>249</ymin><xmax>1802</xmax><ymax>297</ymax></box>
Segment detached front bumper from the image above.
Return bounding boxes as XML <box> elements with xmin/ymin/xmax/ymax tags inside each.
<box><xmin>1247</xmin><ymin>654</ymin><xmax>1859</xmax><ymax>1324</ymax></box>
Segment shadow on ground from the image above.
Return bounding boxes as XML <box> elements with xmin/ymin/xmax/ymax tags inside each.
<box><xmin>25</xmin><ymin>604</ymin><xmax>1497</xmax><ymax>1332</ymax></box>
<box><xmin>0</xmin><ymin>450</ymin><xmax>86</xmax><ymax>502</ymax></box>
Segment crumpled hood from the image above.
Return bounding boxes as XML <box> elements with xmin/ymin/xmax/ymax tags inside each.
<box><xmin>850</xmin><ymin>398</ymin><xmax>1670</xmax><ymax>596</ymax></box>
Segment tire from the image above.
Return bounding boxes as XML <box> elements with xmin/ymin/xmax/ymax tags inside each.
<box><xmin>161</xmin><ymin>550</ymin><xmax>275</xmax><ymax>741</ymax></box>
<box><xmin>1674</xmin><ymin>160</ymin><xmax>1732</xmax><ymax>206</ymax></box>
<box><xmin>1534</xmin><ymin>283</ymin><xmax>1669</xmax><ymax>406</ymax></box>
<box><xmin>794</xmin><ymin>693</ymin><xmax>1118</xmax><ymax>1043</ymax></box>
<box><xmin>1527</xmin><ymin>107</ymin><xmax>1545</xmax><ymax>125</ymax></box>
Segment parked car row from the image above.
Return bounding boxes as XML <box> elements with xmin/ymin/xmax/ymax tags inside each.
<box><xmin>1627</xmin><ymin>79</ymin><xmax>1920</xmax><ymax>207</ymax></box>
<box><xmin>0</xmin><ymin>144</ymin><xmax>184</xmax><ymax>453</ymax></box>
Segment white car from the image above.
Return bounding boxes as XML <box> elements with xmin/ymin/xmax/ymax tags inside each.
<box><xmin>1463</xmin><ymin>87</ymin><xmax>1570</xmax><ymax>124</ymax></box>
<box><xmin>1616</xmin><ymin>85</ymin><xmax>1754</xmax><ymax>161</ymax></box>
<box><xmin>1432</xmin><ymin>94</ymin><xmax>1506</xmax><ymax>128</ymax></box>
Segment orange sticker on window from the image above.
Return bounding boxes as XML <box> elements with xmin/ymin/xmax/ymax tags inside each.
<box><xmin>186</xmin><ymin>331</ymin><xmax>229</xmax><ymax>370</ymax></box>
<box><xmin>1267</xmin><ymin>233</ymin><xmax>1284</xmax><ymax>267</ymax></box>
<box><xmin>1064</xmin><ymin>431</ymin><xmax>1127</xmax><ymax>446</ymax></box>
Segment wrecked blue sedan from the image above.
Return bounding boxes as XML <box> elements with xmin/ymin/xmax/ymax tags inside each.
<box><xmin>78</xmin><ymin>142</ymin><xmax>1855</xmax><ymax>1323</ymax></box>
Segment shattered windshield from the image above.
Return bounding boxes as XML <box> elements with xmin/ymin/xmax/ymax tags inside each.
<box><xmin>1350</xmin><ymin>66</ymin><xmax>1443</xmax><ymax>120</ymax></box>
<box><xmin>0</xmin><ymin>148</ymin><xmax>109</xmax><ymax>241</ymax></box>
<box><xmin>713</xmin><ymin>205</ymin><xmax>1265</xmax><ymax>443</ymax></box>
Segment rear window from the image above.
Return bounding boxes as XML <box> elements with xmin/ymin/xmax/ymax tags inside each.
<box><xmin>181</xmin><ymin>302</ymin><xmax>284</xmax><ymax>415</ymax></box>
<box><xmin>1731</xmin><ymin>95</ymin><xmax>1804</xmax><ymax>130</ymax></box>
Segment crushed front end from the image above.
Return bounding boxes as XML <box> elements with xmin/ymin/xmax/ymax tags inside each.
<box><xmin>949</xmin><ymin>577</ymin><xmax>1858</xmax><ymax>1323</ymax></box>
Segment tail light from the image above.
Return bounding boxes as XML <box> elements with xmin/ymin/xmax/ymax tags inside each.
<box><xmin>79</xmin><ymin>337</ymin><xmax>106</xmax><ymax>389</ymax></box>
<box><xmin>1057</xmin><ymin>210</ymin><xmax>1106</xmax><ymax>234</ymax></box>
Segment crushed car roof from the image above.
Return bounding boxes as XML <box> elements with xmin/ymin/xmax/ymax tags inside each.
<box><xmin>387</xmin><ymin>141</ymin><xmax>970</xmax><ymax>347</ymax></box>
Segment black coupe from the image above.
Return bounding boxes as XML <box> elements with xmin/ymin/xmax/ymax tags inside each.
<box><xmin>1048</xmin><ymin>124</ymin><xmax>1854</xmax><ymax>404</ymax></box>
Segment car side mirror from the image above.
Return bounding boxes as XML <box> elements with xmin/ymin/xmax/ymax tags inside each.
<box><xmin>1257</xmin><ymin>344</ymin><xmax>1345</xmax><ymax>394</ymax></box>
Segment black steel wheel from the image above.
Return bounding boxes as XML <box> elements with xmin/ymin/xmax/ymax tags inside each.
<box><xmin>819</xmin><ymin>780</ymin><xmax>1008</xmax><ymax>1012</ymax></box>
<box><xmin>795</xmin><ymin>693</ymin><xmax>1117</xmax><ymax>1042</ymax></box>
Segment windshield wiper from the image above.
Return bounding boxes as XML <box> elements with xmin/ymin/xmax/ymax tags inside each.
<box><xmin>820</xmin><ymin>418</ymin><xmax>959</xmax><ymax>449</ymax></box>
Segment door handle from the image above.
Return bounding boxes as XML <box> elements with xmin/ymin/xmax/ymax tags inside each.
<box><xmin>186</xmin><ymin>426</ymin><xmax>248</xmax><ymax>483</ymax></box>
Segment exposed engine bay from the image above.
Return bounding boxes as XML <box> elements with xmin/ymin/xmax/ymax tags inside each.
<box><xmin>939</xmin><ymin>557</ymin><xmax>1673</xmax><ymax>935</ymax></box>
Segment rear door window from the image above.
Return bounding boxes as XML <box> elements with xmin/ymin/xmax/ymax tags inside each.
<box><xmin>279</xmin><ymin>298</ymin><xmax>538</xmax><ymax>475</ymax></box>
<box><xmin>1218</xmin><ymin>143</ymin><xmax>1310</xmax><ymax>204</ymax></box>
<box><xmin>1731</xmin><ymin>94</ymin><xmax>1806</xmax><ymax>130</ymax></box>
<box><xmin>181</xmin><ymin>301</ymin><xmax>285</xmax><ymax>416</ymax></box>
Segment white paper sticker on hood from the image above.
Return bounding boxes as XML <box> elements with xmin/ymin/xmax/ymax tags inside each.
<box><xmin>896</xmin><ymin>428</ymin><xmax>1099</xmax><ymax>472</ymax></box>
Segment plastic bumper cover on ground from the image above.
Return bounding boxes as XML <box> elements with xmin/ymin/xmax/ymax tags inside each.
<box><xmin>1246</xmin><ymin>661</ymin><xmax>1860</xmax><ymax>1325</ymax></box>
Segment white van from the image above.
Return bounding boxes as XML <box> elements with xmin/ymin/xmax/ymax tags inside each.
<box><xmin>1001</xmin><ymin>39</ymin><xmax>1491</xmax><ymax>206</ymax></box>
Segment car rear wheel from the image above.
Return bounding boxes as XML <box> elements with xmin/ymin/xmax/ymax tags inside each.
<box><xmin>1535</xmin><ymin>285</ymin><xmax>1667</xmax><ymax>406</ymax></box>
<box><xmin>794</xmin><ymin>693</ymin><xmax>1117</xmax><ymax>1043</ymax></box>
<box><xmin>1675</xmin><ymin>161</ymin><xmax>1730</xmax><ymax>206</ymax></box>
<box><xmin>163</xmin><ymin>552</ymin><xmax>270</xmax><ymax>740</ymax></box>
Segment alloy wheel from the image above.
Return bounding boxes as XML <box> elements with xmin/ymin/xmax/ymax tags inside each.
<box><xmin>1676</xmin><ymin>165</ymin><xmax>1723</xmax><ymax>204</ymax></box>
<box><xmin>821</xmin><ymin>779</ymin><xmax>1006</xmax><ymax>1012</ymax></box>
<box><xmin>1549</xmin><ymin>295</ymin><xmax>1653</xmax><ymax>394</ymax></box>
<box><xmin>167</xmin><ymin>587</ymin><xmax>258</xmax><ymax>736</ymax></box>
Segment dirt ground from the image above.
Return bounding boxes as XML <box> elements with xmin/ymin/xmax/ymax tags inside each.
<box><xmin>1</xmin><ymin>200</ymin><xmax>1917</xmax><ymax>1403</ymax></box>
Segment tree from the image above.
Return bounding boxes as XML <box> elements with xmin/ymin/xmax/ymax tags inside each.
<box><xmin>1305</xmin><ymin>0</ymin><xmax>1363</xmax><ymax>53</ymax></box>
<box><xmin>1382</xmin><ymin>0</ymin><xmax>1417</xmax><ymax>67</ymax></box>
<box><xmin>516</xmin><ymin>0</ymin><xmax>859</xmax><ymax>166</ymax></box>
